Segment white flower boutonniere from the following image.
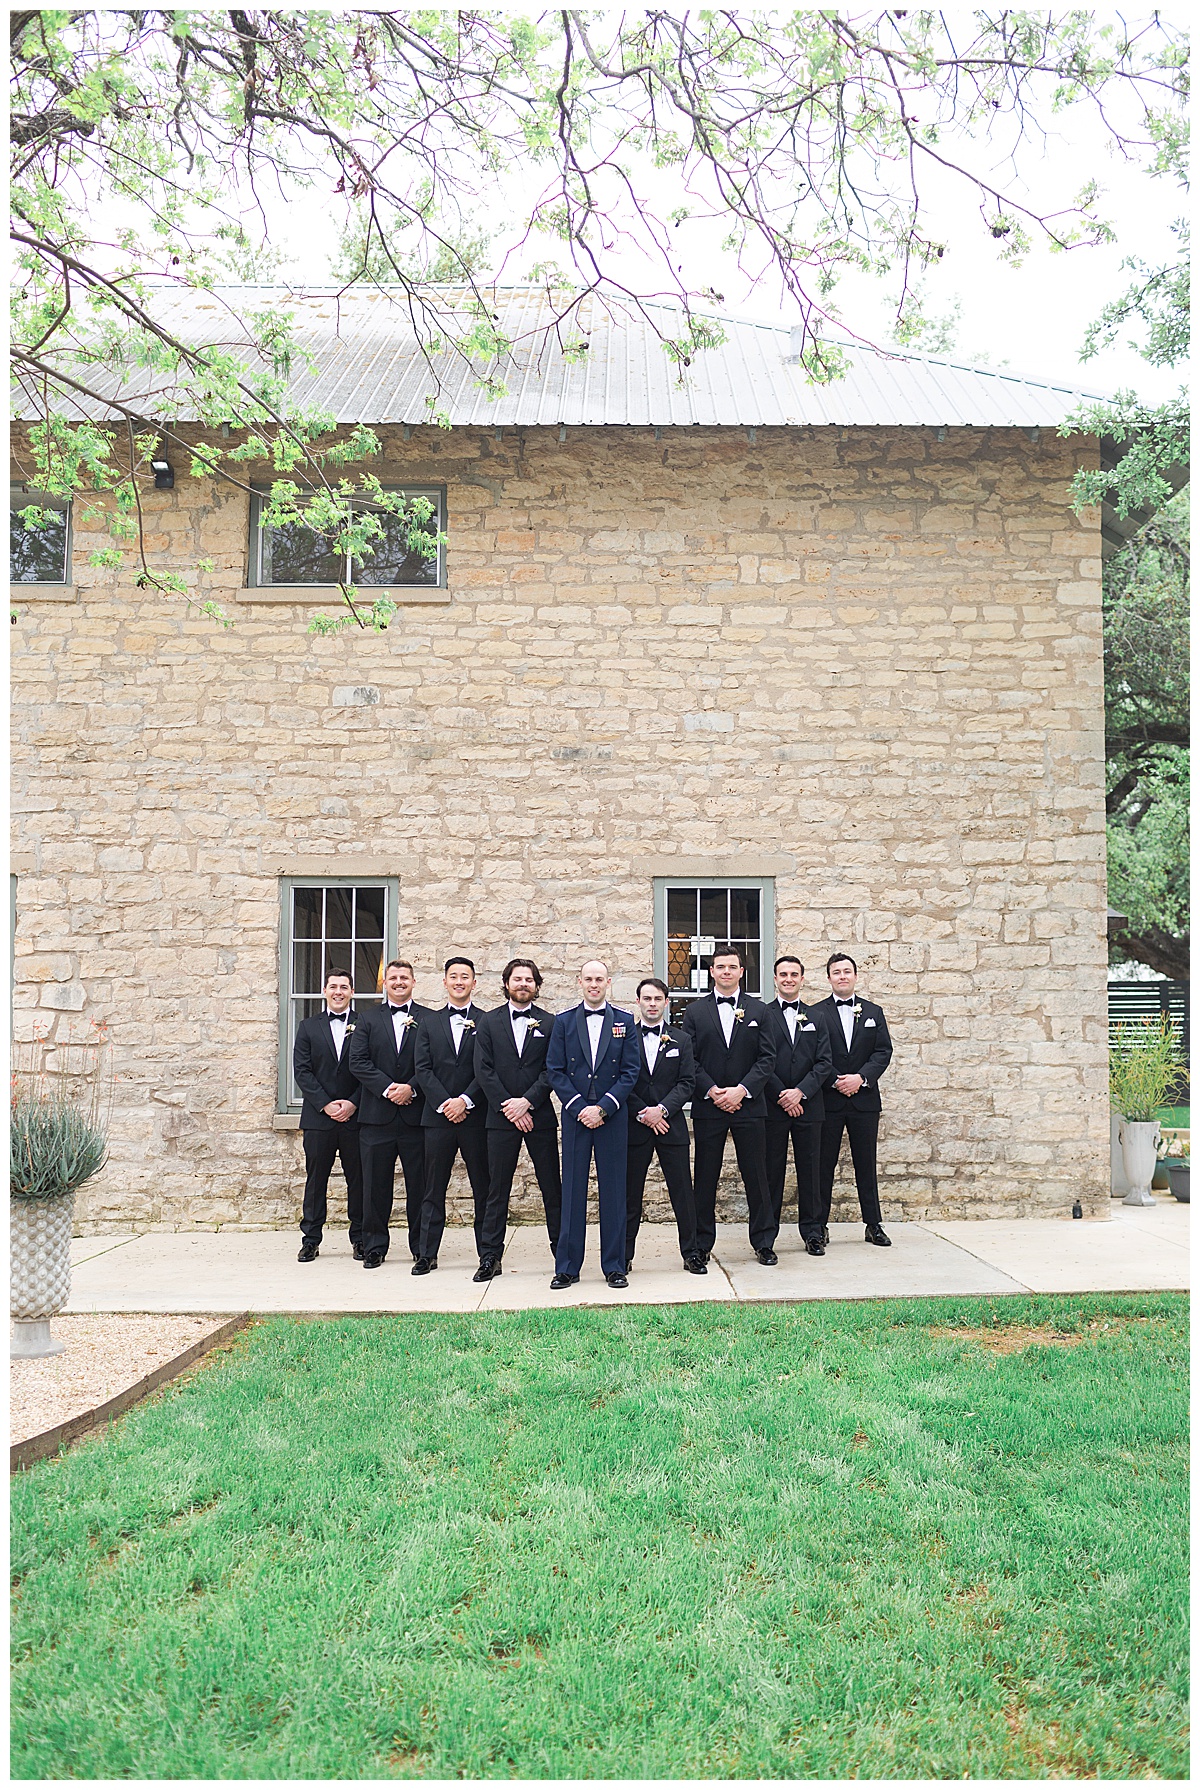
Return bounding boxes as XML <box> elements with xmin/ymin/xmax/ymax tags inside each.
<box><xmin>461</xmin><ymin>1018</ymin><xmax>476</xmax><ymax>1033</ymax></box>
<box><xmin>853</xmin><ymin>1003</ymin><xmax>863</xmax><ymax>1018</ymax></box>
<box><xmin>733</xmin><ymin>1007</ymin><xmax>745</xmax><ymax>1023</ymax></box>
<box><xmin>526</xmin><ymin>1024</ymin><xmax>543</xmax><ymax>1039</ymax></box>
<box><xmin>402</xmin><ymin>1014</ymin><xmax>419</xmax><ymax>1029</ymax></box>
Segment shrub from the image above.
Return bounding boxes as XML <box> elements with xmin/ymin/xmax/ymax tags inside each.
<box><xmin>10</xmin><ymin>1094</ymin><xmax>108</xmax><ymax>1202</ymax></box>
<box><xmin>1109</xmin><ymin>1017</ymin><xmax>1188</xmax><ymax>1123</ymax></box>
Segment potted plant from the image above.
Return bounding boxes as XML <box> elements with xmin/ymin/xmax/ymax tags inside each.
<box><xmin>10</xmin><ymin>1027</ymin><xmax>109</xmax><ymax>1358</ymax></box>
<box><xmin>1108</xmin><ymin>1018</ymin><xmax>1188</xmax><ymax>1208</ymax></box>
<box><xmin>1168</xmin><ymin>1137</ymin><xmax>1190</xmax><ymax>1203</ymax></box>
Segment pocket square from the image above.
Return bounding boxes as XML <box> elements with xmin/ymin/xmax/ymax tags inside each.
<box><xmin>864</xmin><ymin>1017</ymin><xmax>876</xmax><ymax>1027</ymax></box>
<box><xmin>802</xmin><ymin>1023</ymin><xmax>817</xmax><ymax>1032</ymax></box>
<box><xmin>748</xmin><ymin>1020</ymin><xmax>758</xmax><ymax>1027</ymax></box>
<box><xmin>665</xmin><ymin>1048</ymin><xmax>680</xmax><ymax>1058</ymax></box>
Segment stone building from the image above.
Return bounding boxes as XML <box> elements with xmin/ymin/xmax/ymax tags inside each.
<box><xmin>11</xmin><ymin>288</ymin><xmax>1117</xmax><ymax>1231</ymax></box>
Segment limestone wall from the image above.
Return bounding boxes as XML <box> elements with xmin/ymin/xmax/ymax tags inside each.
<box><xmin>10</xmin><ymin>423</ymin><xmax>1110</xmax><ymax>1229</ymax></box>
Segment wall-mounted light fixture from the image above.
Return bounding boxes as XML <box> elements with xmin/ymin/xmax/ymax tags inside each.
<box><xmin>149</xmin><ymin>456</ymin><xmax>174</xmax><ymax>490</ymax></box>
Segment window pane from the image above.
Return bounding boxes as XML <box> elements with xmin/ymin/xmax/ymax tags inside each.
<box><xmin>262</xmin><ymin>518</ymin><xmax>343</xmax><ymax>585</ymax></box>
<box><xmin>355</xmin><ymin>887</ymin><xmax>385</xmax><ymax>939</ymax></box>
<box><xmin>729</xmin><ymin>888</ymin><xmax>761</xmax><ymax>937</ymax></box>
<box><xmin>354</xmin><ymin>941</ymin><xmax>384</xmax><ymax>997</ymax></box>
<box><xmin>293</xmin><ymin>995</ymin><xmax>323</xmax><ymax>1026</ymax></box>
<box><xmin>292</xmin><ymin>941</ymin><xmax>323</xmax><ymax>994</ymax></box>
<box><xmin>354</xmin><ymin>496</ymin><xmax>440</xmax><ymax>586</ymax></box>
<box><xmin>666</xmin><ymin>937</ymin><xmax>693</xmax><ymax>992</ymax></box>
<box><xmin>10</xmin><ymin>495</ymin><xmax>68</xmax><ymax>583</ymax></box>
<box><xmin>293</xmin><ymin>887</ymin><xmax>323</xmax><ymax>939</ymax></box>
<box><xmin>325</xmin><ymin>887</ymin><xmax>354</xmax><ymax>940</ymax></box>
<box><xmin>741</xmin><ymin>943</ymin><xmax>762</xmax><ymax>993</ymax></box>
<box><xmin>323</xmin><ymin>947</ymin><xmax>354</xmax><ymax>987</ymax></box>
<box><xmin>666</xmin><ymin>887</ymin><xmax>696</xmax><ymax>936</ymax></box>
<box><xmin>699</xmin><ymin>888</ymin><xmax>727</xmax><ymax>936</ymax></box>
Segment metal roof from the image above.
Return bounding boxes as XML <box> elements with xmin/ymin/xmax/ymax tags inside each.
<box><xmin>22</xmin><ymin>284</ymin><xmax>1110</xmax><ymax>430</ymax></box>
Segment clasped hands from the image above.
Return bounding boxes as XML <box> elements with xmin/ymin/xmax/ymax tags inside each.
<box><xmin>322</xmin><ymin>1099</ymin><xmax>357</xmax><ymax>1123</ymax></box>
<box><xmin>636</xmin><ymin>1103</ymin><xmax>671</xmax><ymax>1135</ymax></box>
<box><xmin>501</xmin><ymin>1096</ymin><xmax>534</xmax><ymax>1133</ymax></box>
<box><xmin>834</xmin><ymin>1073</ymin><xmax>864</xmax><ymax>1096</ymax></box>
<box><xmin>776</xmin><ymin>1088</ymin><xmax>805</xmax><ymax>1118</ymax></box>
<box><xmin>384</xmin><ymin>1082</ymin><xmax>416</xmax><ymax>1106</ymax></box>
<box><xmin>708</xmin><ymin>1084</ymin><xmax>748</xmax><ymax>1115</ymax></box>
<box><xmin>577</xmin><ymin>1104</ymin><xmax>607</xmax><ymax>1130</ymax></box>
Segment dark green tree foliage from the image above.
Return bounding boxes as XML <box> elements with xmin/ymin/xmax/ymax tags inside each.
<box><xmin>1104</xmin><ymin>491</ymin><xmax>1189</xmax><ymax>979</ymax></box>
<box><xmin>8</xmin><ymin>9</ymin><xmax>1188</xmax><ymax>627</ymax></box>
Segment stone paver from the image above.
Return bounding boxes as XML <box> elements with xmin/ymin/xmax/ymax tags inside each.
<box><xmin>64</xmin><ymin>1208</ymin><xmax>1188</xmax><ymax>1314</ymax></box>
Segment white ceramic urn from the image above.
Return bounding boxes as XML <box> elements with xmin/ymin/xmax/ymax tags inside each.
<box><xmin>1118</xmin><ymin>1121</ymin><xmax>1160</xmax><ymax>1208</ymax></box>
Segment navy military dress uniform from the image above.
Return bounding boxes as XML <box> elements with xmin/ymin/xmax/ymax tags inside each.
<box><xmin>546</xmin><ymin>1002</ymin><xmax>641</xmax><ymax>1279</ymax></box>
<box><xmin>762</xmin><ymin>996</ymin><xmax>833</xmax><ymax>1243</ymax></box>
<box><xmin>292</xmin><ymin>1006</ymin><xmax>364</xmax><ymax>1251</ymax></box>
<box><xmin>812</xmin><ymin>994</ymin><xmax>894</xmax><ymax>1229</ymax></box>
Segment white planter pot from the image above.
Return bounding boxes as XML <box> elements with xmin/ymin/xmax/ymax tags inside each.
<box><xmin>10</xmin><ymin>1195</ymin><xmax>74</xmax><ymax>1357</ymax></box>
<box><xmin>1110</xmin><ymin>1112</ymin><xmax>1132</xmax><ymax>1197</ymax></box>
<box><xmin>1118</xmin><ymin>1121</ymin><xmax>1160</xmax><ymax>1207</ymax></box>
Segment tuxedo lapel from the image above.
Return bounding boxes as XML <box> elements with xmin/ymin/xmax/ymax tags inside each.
<box><xmin>575</xmin><ymin>1001</ymin><xmax>592</xmax><ymax>1060</ymax></box>
<box><xmin>595</xmin><ymin>1005</ymin><xmax>614</xmax><ymax>1069</ymax></box>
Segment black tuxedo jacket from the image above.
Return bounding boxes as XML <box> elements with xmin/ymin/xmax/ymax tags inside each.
<box><xmin>293</xmin><ymin>1009</ymin><xmax>363</xmax><ymax>1131</ymax></box>
<box><xmin>474</xmin><ymin>1003</ymin><xmax>558</xmax><ymax>1132</ymax></box>
<box><xmin>813</xmin><ymin>995</ymin><xmax>893</xmax><ymax>1115</ymax></box>
<box><xmin>348</xmin><ymin>1001</ymin><xmax>430</xmax><ymax>1131</ymax></box>
<box><xmin>414</xmin><ymin>1004</ymin><xmax>489</xmax><ymax>1131</ymax></box>
<box><xmin>629</xmin><ymin>1023</ymin><xmax>696</xmax><ymax>1138</ymax></box>
<box><xmin>681</xmin><ymin>992</ymin><xmax>776</xmax><ymax>1123</ymax></box>
<box><xmin>763</xmin><ymin>998</ymin><xmax>833</xmax><ymax>1124</ymax></box>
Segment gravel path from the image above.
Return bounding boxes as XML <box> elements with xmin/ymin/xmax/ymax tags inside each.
<box><xmin>11</xmin><ymin>1313</ymin><xmax>228</xmax><ymax>1445</ymax></box>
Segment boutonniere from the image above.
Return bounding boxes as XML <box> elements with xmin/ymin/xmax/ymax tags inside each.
<box><xmin>612</xmin><ymin>1022</ymin><xmax>626</xmax><ymax>1038</ymax></box>
<box><xmin>795</xmin><ymin>1009</ymin><xmax>809</xmax><ymax>1025</ymax></box>
<box><xmin>661</xmin><ymin>1031</ymin><xmax>674</xmax><ymax>1046</ymax></box>
<box><xmin>402</xmin><ymin>1013</ymin><xmax>419</xmax><ymax>1029</ymax></box>
<box><xmin>345</xmin><ymin>1020</ymin><xmax>356</xmax><ymax>1033</ymax></box>
<box><xmin>526</xmin><ymin>1023</ymin><xmax>543</xmax><ymax>1038</ymax></box>
<box><xmin>461</xmin><ymin>1018</ymin><xmax>476</xmax><ymax>1033</ymax></box>
<box><xmin>853</xmin><ymin>1003</ymin><xmax>863</xmax><ymax>1018</ymax></box>
<box><xmin>733</xmin><ymin>1008</ymin><xmax>745</xmax><ymax>1023</ymax></box>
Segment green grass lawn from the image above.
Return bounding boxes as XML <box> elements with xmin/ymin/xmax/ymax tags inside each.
<box><xmin>11</xmin><ymin>1295</ymin><xmax>1188</xmax><ymax>1780</ymax></box>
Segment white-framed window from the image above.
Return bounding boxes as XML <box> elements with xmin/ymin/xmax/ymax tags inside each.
<box><xmin>10</xmin><ymin>485</ymin><xmax>71</xmax><ymax>583</ymax></box>
<box><xmin>652</xmin><ymin>878</ymin><xmax>776</xmax><ymax>1023</ymax></box>
<box><xmin>277</xmin><ymin>878</ymin><xmax>399</xmax><ymax>1110</ymax></box>
<box><xmin>249</xmin><ymin>486</ymin><xmax>445</xmax><ymax>588</ymax></box>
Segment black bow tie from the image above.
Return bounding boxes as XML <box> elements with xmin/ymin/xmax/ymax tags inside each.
<box><xmin>781</xmin><ymin>1001</ymin><xmax>800</xmax><ymax>1011</ymax></box>
<box><xmin>716</xmin><ymin>995</ymin><xmax>737</xmax><ymax>1006</ymax></box>
<box><xmin>642</xmin><ymin>1024</ymin><xmax>662</xmax><ymax>1035</ymax></box>
<box><xmin>511</xmin><ymin>1008</ymin><xmax>531</xmax><ymax>1020</ymax></box>
<box><xmin>388</xmin><ymin>1004</ymin><xmax>409</xmax><ymax>1016</ymax></box>
<box><xmin>328</xmin><ymin>1010</ymin><xmax>350</xmax><ymax>1019</ymax></box>
<box><xmin>835</xmin><ymin>999</ymin><xmax>856</xmax><ymax>1007</ymax></box>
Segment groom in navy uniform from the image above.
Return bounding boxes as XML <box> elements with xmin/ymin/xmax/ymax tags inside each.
<box><xmin>546</xmin><ymin>958</ymin><xmax>641</xmax><ymax>1289</ymax></box>
<box><xmin>812</xmin><ymin>951</ymin><xmax>895</xmax><ymax>1246</ymax></box>
<box><xmin>292</xmin><ymin>967</ymin><xmax>363</xmax><ymax>1262</ymax></box>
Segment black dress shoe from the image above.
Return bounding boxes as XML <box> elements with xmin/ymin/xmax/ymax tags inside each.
<box><xmin>804</xmin><ymin>1236</ymin><xmax>826</xmax><ymax>1257</ymax></box>
<box><xmin>472</xmin><ymin>1257</ymin><xmax>502</xmax><ymax>1283</ymax></box>
<box><xmin>865</xmin><ymin>1223</ymin><xmax>892</xmax><ymax>1247</ymax></box>
<box><xmin>411</xmin><ymin>1256</ymin><xmax>437</xmax><ymax>1276</ymax></box>
<box><xmin>363</xmin><ymin>1248</ymin><xmax>386</xmax><ymax>1270</ymax></box>
<box><xmin>297</xmin><ymin>1240</ymin><xmax>319</xmax><ymax>1263</ymax></box>
<box><xmin>550</xmin><ymin>1272</ymin><xmax>579</xmax><ymax>1290</ymax></box>
<box><xmin>683</xmin><ymin>1255</ymin><xmax>708</xmax><ymax>1275</ymax></box>
<box><xmin>625</xmin><ymin>1259</ymin><xmax>634</xmax><ymax>1273</ymax></box>
<box><xmin>755</xmin><ymin>1247</ymin><xmax>779</xmax><ymax>1266</ymax></box>
<box><xmin>352</xmin><ymin>1242</ymin><xmax>364</xmax><ymax>1261</ymax></box>
<box><xmin>606</xmin><ymin>1271</ymin><xmax>629</xmax><ymax>1289</ymax></box>
<box><xmin>821</xmin><ymin>1226</ymin><xmax>830</xmax><ymax>1246</ymax></box>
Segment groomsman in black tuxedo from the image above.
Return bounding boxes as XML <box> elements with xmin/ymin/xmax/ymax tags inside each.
<box><xmin>348</xmin><ymin>959</ymin><xmax>429</xmax><ymax>1269</ymax></box>
<box><xmin>412</xmin><ymin>956</ymin><xmax>491</xmax><ymax>1274</ymax></box>
<box><xmin>681</xmin><ymin>943</ymin><xmax>778</xmax><ymax>1264</ymax></box>
<box><xmin>813</xmin><ymin>952</ymin><xmax>895</xmax><ymax>1246</ymax></box>
<box><xmin>474</xmin><ymin>957</ymin><xmax>562</xmax><ymax>1281</ymax></box>
<box><xmin>625</xmin><ymin>977</ymin><xmax>704</xmax><ymax>1274</ymax></box>
<box><xmin>292</xmin><ymin>968</ymin><xmax>363</xmax><ymax>1262</ymax></box>
<box><xmin>763</xmin><ymin>955</ymin><xmax>833</xmax><ymax>1257</ymax></box>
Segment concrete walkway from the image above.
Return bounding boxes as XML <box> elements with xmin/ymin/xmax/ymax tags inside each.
<box><xmin>68</xmin><ymin>1204</ymin><xmax>1189</xmax><ymax>1314</ymax></box>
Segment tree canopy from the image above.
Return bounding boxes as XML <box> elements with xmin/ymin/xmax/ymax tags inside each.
<box><xmin>9</xmin><ymin>8</ymin><xmax>1189</xmax><ymax>621</ymax></box>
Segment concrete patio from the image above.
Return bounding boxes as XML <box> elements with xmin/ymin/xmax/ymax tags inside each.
<box><xmin>67</xmin><ymin>1202</ymin><xmax>1189</xmax><ymax>1314</ymax></box>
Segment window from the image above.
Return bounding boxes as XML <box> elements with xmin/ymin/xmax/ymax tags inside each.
<box><xmin>653</xmin><ymin>879</ymin><xmax>775</xmax><ymax>1022</ymax></box>
<box><xmin>10</xmin><ymin>486</ymin><xmax>71</xmax><ymax>583</ymax></box>
<box><xmin>250</xmin><ymin>487</ymin><xmax>444</xmax><ymax>587</ymax></box>
<box><xmin>278</xmin><ymin>879</ymin><xmax>399</xmax><ymax>1110</ymax></box>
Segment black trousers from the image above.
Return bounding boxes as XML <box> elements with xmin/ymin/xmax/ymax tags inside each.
<box><xmin>818</xmin><ymin>1111</ymin><xmax>882</xmax><ymax>1227</ymax></box>
<box><xmin>692</xmin><ymin>1116</ymin><xmax>774</xmax><ymax>1255</ymax></box>
<box><xmin>359</xmin><ymin>1123</ymin><xmax>426</xmax><ymax>1259</ymax></box>
<box><xmin>300</xmin><ymin>1125</ymin><xmax>363</xmax><ymax>1245</ymax></box>
<box><xmin>626</xmin><ymin>1125</ymin><xmax>698</xmax><ymax>1260</ymax></box>
<box><xmin>479</xmin><ymin>1126</ymin><xmax>562</xmax><ymax>1260</ymax></box>
<box><xmin>417</xmin><ymin>1123</ymin><xmax>491</xmax><ymax>1260</ymax></box>
<box><xmin>764</xmin><ymin>1117</ymin><xmax>823</xmax><ymax>1241</ymax></box>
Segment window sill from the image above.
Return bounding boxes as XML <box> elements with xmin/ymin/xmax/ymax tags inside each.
<box><xmin>272</xmin><ymin>1113</ymin><xmax>301</xmax><ymax>1131</ymax></box>
<box><xmin>11</xmin><ymin>584</ymin><xmax>76</xmax><ymax>602</ymax></box>
<box><xmin>236</xmin><ymin>586</ymin><xmax>451</xmax><ymax>606</ymax></box>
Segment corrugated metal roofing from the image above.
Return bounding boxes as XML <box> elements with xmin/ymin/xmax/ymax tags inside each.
<box><xmin>21</xmin><ymin>284</ymin><xmax>1109</xmax><ymax>428</ymax></box>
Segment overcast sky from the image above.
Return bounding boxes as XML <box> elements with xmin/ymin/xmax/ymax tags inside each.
<box><xmin>263</xmin><ymin>26</ymin><xmax>1186</xmax><ymax>407</ymax></box>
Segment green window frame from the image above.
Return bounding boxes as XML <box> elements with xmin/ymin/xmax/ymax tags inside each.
<box><xmin>277</xmin><ymin>877</ymin><xmax>399</xmax><ymax>1112</ymax></box>
<box><xmin>652</xmin><ymin>878</ymin><xmax>776</xmax><ymax>1023</ymax></box>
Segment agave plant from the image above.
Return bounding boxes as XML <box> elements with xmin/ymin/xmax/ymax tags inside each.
<box><xmin>11</xmin><ymin>1094</ymin><xmax>108</xmax><ymax>1201</ymax></box>
<box><xmin>1109</xmin><ymin>1018</ymin><xmax>1188</xmax><ymax>1124</ymax></box>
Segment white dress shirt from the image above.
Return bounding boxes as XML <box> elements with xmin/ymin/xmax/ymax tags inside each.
<box><xmin>510</xmin><ymin>1005</ymin><xmax>532</xmax><ymax>1051</ymax></box>
<box><xmin>441</xmin><ymin>1004</ymin><xmax>475</xmax><ymax>1112</ymax></box>
<box><xmin>835</xmin><ymin>999</ymin><xmax>856</xmax><ymax>1048</ymax></box>
<box><xmin>641</xmin><ymin>1024</ymin><xmax>662</xmax><ymax>1073</ymax></box>
<box><xmin>715</xmin><ymin>991</ymin><xmax>739</xmax><ymax>1044</ymax></box>
<box><xmin>777</xmin><ymin>997</ymin><xmax>799</xmax><ymax>1043</ymax></box>
<box><xmin>389</xmin><ymin>1002</ymin><xmax>412</xmax><ymax>1051</ymax></box>
<box><xmin>327</xmin><ymin>1008</ymin><xmax>350</xmax><ymax>1060</ymax></box>
<box><xmin>584</xmin><ymin>1005</ymin><xmax>606</xmax><ymax>1065</ymax></box>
